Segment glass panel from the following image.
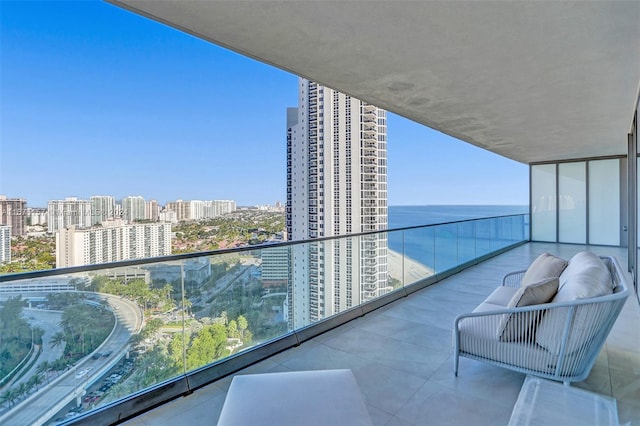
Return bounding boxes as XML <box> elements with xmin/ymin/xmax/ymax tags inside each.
<box><xmin>401</xmin><ymin>226</ymin><xmax>434</xmax><ymax>285</ymax></box>
<box><xmin>457</xmin><ymin>221</ymin><xmax>476</xmax><ymax>264</ymax></box>
<box><xmin>0</xmin><ymin>213</ymin><xmax>529</xmax><ymax>424</ymax></box>
<box><xmin>558</xmin><ymin>162</ymin><xmax>587</xmax><ymax>243</ymax></box>
<box><xmin>475</xmin><ymin>218</ymin><xmax>492</xmax><ymax>257</ymax></box>
<box><xmin>589</xmin><ymin>159</ymin><xmax>620</xmax><ymax>245</ymax></box>
<box><xmin>434</xmin><ymin>224</ymin><xmax>458</xmax><ymax>273</ymax></box>
<box><xmin>531</xmin><ymin>164</ymin><xmax>557</xmax><ymax>241</ymax></box>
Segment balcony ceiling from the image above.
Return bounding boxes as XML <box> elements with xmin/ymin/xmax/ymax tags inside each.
<box><xmin>110</xmin><ymin>1</ymin><xmax>640</xmax><ymax>164</ymax></box>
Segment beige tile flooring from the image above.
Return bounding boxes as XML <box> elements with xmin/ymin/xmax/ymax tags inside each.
<box><xmin>124</xmin><ymin>243</ymin><xmax>640</xmax><ymax>425</ymax></box>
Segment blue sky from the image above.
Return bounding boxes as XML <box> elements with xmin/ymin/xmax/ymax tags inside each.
<box><xmin>0</xmin><ymin>1</ymin><xmax>528</xmax><ymax>208</ymax></box>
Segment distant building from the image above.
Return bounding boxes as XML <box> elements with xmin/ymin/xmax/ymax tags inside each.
<box><xmin>159</xmin><ymin>209</ymin><xmax>178</xmax><ymax>223</ymax></box>
<box><xmin>145</xmin><ymin>199</ymin><xmax>160</xmax><ymax>221</ymax></box>
<box><xmin>0</xmin><ymin>225</ymin><xmax>10</xmax><ymax>263</ymax></box>
<box><xmin>0</xmin><ymin>195</ymin><xmax>27</xmax><ymax>236</ymax></box>
<box><xmin>90</xmin><ymin>195</ymin><xmax>116</xmax><ymax>225</ymax></box>
<box><xmin>165</xmin><ymin>199</ymin><xmax>190</xmax><ymax>221</ymax></box>
<box><xmin>166</xmin><ymin>199</ymin><xmax>236</xmax><ymax>221</ymax></box>
<box><xmin>48</xmin><ymin>197</ymin><xmax>91</xmax><ymax>233</ymax></box>
<box><xmin>56</xmin><ymin>221</ymin><xmax>172</xmax><ymax>267</ymax></box>
<box><xmin>261</xmin><ymin>245</ymin><xmax>290</xmax><ymax>287</ymax></box>
<box><xmin>26</xmin><ymin>208</ymin><xmax>48</xmax><ymax>226</ymax></box>
<box><xmin>146</xmin><ymin>257</ymin><xmax>212</xmax><ymax>287</ymax></box>
<box><xmin>122</xmin><ymin>196</ymin><xmax>146</xmax><ymax>223</ymax></box>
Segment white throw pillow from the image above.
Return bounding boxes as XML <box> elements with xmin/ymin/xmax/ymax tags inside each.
<box><xmin>498</xmin><ymin>277</ymin><xmax>559</xmax><ymax>342</ymax></box>
<box><xmin>521</xmin><ymin>253</ymin><xmax>568</xmax><ymax>287</ymax></box>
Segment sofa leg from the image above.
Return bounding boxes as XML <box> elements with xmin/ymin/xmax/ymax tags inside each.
<box><xmin>454</xmin><ymin>355</ymin><xmax>459</xmax><ymax>377</ymax></box>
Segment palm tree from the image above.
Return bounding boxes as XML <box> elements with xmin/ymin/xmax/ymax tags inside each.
<box><xmin>28</xmin><ymin>373</ymin><xmax>43</xmax><ymax>391</ymax></box>
<box><xmin>16</xmin><ymin>382</ymin><xmax>28</xmax><ymax>400</ymax></box>
<box><xmin>1</xmin><ymin>388</ymin><xmax>17</xmax><ymax>408</ymax></box>
<box><xmin>50</xmin><ymin>331</ymin><xmax>66</xmax><ymax>349</ymax></box>
<box><xmin>36</xmin><ymin>361</ymin><xmax>50</xmax><ymax>384</ymax></box>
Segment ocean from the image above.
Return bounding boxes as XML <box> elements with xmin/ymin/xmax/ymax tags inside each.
<box><xmin>388</xmin><ymin>205</ymin><xmax>529</xmax><ymax>228</ymax></box>
<box><xmin>387</xmin><ymin>205</ymin><xmax>529</xmax><ymax>270</ymax></box>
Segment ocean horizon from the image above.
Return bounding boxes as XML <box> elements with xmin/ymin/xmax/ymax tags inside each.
<box><xmin>388</xmin><ymin>204</ymin><xmax>528</xmax><ymax>228</ymax></box>
<box><xmin>387</xmin><ymin>205</ymin><xmax>529</xmax><ymax>270</ymax></box>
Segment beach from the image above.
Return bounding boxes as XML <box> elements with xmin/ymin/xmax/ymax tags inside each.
<box><xmin>387</xmin><ymin>248</ymin><xmax>434</xmax><ymax>284</ymax></box>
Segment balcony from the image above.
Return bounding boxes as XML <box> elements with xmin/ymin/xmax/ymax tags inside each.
<box><xmin>6</xmin><ymin>214</ymin><xmax>638</xmax><ymax>425</ymax></box>
<box><xmin>123</xmin><ymin>242</ymin><xmax>639</xmax><ymax>426</ymax></box>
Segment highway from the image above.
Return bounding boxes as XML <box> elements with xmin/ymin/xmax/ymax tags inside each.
<box><xmin>0</xmin><ymin>294</ymin><xmax>142</xmax><ymax>426</ymax></box>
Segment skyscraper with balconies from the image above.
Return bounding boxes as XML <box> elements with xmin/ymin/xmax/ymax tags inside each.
<box><xmin>90</xmin><ymin>195</ymin><xmax>116</xmax><ymax>225</ymax></box>
<box><xmin>48</xmin><ymin>197</ymin><xmax>91</xmax><ymax>233</ymax></box>
<box><xmin>122</xmin><ymin>195</ymin><xmax>146</xmax><ymax>223</ymax></box>
<box><xmin>0</xmin><ymin>225</ymin><xmax>10</xmax><ymax>263</ymax></box>
<box><xmin>0</xmin><ymin>196</ymin><xmax>26</xmax><ymax>236</ymax></box>
<box><xmin>287</xmin><ymin>79</ymin><xmax>389</xmax><ymax>328</ymax></box>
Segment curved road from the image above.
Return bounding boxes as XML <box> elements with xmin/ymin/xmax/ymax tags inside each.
<box><xmin>0</xmin><ymin>294</ymin><xmax>142</xmax><ymax>426</ymax></box>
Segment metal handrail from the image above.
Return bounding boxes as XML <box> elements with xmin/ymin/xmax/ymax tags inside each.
<box><xmin>0</xmin><ymin>213</ymin><xmax>528</xmax><ymax>283</ymax></box>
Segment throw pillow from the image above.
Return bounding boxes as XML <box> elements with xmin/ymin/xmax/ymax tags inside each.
<box><xmin>521</xmin><ymin>253</ymin><xmax>568</xmax><ymax>287</ymax></box>
<box><xmin>498</xmin><ymin>277</ymin><xmax>559</xmax><ymax>342</ymax></box>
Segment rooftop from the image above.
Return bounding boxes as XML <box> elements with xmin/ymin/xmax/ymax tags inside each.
<box><xmin>124</xmin><ymin>242</ymin><xmax>640</xmax><ymax>425</ymax></box>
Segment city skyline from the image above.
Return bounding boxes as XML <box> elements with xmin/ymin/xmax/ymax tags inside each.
<box><xmin>1</xmin><ymin>1</ymin><xmax>529</xmax><ymax>209</ymax></box>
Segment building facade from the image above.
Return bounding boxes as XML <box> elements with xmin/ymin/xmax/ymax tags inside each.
<box><xmin>286</xmin><ymin>79</ymin><xmax>389</xmax><ymax>328</ymax></box>
<box><xmin>56</xmin><ymin>220</ymin><xmax>172</xmax><ymax>267</ymax></box>
<box><xmin>122</xmin><ymin>196</ymin><xmax>146</xmax><ymax>223</ymax></box>
<box><xmin>145</xmin><ymin>199</ymin><xmax>160</xmax><ymax>221</ymax></box>
<box><xmin>0</xmin><ymin>196</ymin><xmax>27</xmax><ymax>236</ymax></box>
<box><xmin>0</xmin><ymin>225</ymin><xmax>10</xmax><ymax>263</ymax></box>
<box><xmin>48</xmin><ymin>197</ymin><xmax>91</xmax><ymax>233</ymax></box>
<box><xmin>90</xmin><ymin>195</ymin><xmax>116</xmax><ymax>225</ymax></box>
<box><xmin>166</xmin><ymin>199</ymin><xmax>236</xmax><ymax>221</ymax></box>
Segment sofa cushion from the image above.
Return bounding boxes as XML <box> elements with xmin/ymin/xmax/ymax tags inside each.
<box><xmin>498</xmin><ymin>277</ymin><xmax>559</xmax><ymax>342</ymax></box>
<box><xmin>483</xmin><ymin>286</ymin><xmax>519</xmax><ymax>307</ymax></box>
<box><xmin>536</xmin><ymin>252</ymin><xmax>613</xmax><ymax>355</ymax></box>
<box><xmin>521</xmin><ymin>253</ymin><xmax>568</xmax><ymax>287</ymax></box>
<box><xmin>555</xmin><ymin>251</ymin><xmax>613</xmax><ymax>300</ymax></box>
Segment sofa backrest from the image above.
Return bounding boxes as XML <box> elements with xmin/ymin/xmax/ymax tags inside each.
<box><xmin>536</xmin><ymin>253</ymin><xmax>628</xmax><ymax>357</ymax></box>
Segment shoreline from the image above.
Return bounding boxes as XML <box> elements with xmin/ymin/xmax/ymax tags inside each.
<box><xmin>387</xmin><ymin>248</ymin><xmax>434</xmax><ymax>284</ymax></box>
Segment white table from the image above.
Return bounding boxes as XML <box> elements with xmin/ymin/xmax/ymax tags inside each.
<box><xmin>509</xmin><ymin>376</ymin><xmax>619</xmax><ymax>426</ymax></box>
<box><xmin>217</xmin><ymin>369</ymin><xmax>373</xmax><ymax>426</ymax></box>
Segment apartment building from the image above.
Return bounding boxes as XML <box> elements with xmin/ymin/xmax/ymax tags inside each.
<box><xmin>0</xmin><ymin>225</ymin><xmax>10</xmax><ymax>263</ymax></box>
<box><xmin>47</xmin><ymin>197</ymin><xmax>91</xmax><ymax>233</ymax></box>
<box><xmin>0</xmin><ymin>195</ymin><xmax>26</xmax><ymax>236</ymax></box>
<box><xmin>56</xmin><ymin>220</ymin><xmax>172</xmax><ymax>267</ymax></box>
<box><xmin>90</xmin><ymin>195</ymin><xmax>116</xmax><ymax>225</ymax></box>
<box><xmin>287</xmin><ymin>79</ymin><xmax>389</xmax><ymax>328</ymax></box>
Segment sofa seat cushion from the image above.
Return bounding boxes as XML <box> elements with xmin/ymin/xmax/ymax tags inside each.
<box><xmin>521</xmin><ymin>253</ymin><xmax>568</xmax><ymax>287</ymax></box>
<box><xmin>536</xmin><ymin>252</ymin><xmax>613</xmax><ymax>355</ymax></box>
<box><xmin>483</xmin><ymin>286</ymin><xmax>519</xmax><ymax>307</ymax></box>
<box><xmin>498</xmin><ymin>277</ymin><xmax>559</xmax><ymax>342</ymax></box>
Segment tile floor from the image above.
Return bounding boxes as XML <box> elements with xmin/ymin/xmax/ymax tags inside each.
<box><xmin>124</xmin><ymin>243</ymin><xmax>640</xmax><ymax>425</ymax></box>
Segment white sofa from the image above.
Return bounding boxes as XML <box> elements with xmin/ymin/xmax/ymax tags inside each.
<box><xmin>453</xmin><ymin>252</ymin><xmax>630</xmax><ymax>384</ymax></box>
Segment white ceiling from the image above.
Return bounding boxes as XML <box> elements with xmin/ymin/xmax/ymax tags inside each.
<box><xmin>109</xmin><ymin>0</ymin><xmax>640</xmax><ymax>164</ymax></box>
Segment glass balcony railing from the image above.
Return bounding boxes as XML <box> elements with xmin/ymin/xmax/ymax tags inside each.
<box><xmin>0</xmin><ymin>213</ymin><xmax>528</xmax><ymax>425</ymax></box>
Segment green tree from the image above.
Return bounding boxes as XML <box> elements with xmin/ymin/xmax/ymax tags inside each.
<box><xmin>227</xmin><ymin>320</ymin><xmax>238</xmax><ymax>338</ymax></box>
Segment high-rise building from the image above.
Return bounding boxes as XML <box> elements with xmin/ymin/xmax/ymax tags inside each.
<box><xmin>0</xmin><ymin>225</ymin><xmax>10</xmax><ymax>263</ymax></box>
<box><xmin>90</xmin><ymin>195</ymin><xmax>116</xmax><ymax>225</ymax></box>
<box><xmin>48</xmin><ymin>197</ymin><xmax>91</xmax><ymax>233</ymax></box>
<box><xmin>26</xmin><ymin>208</ymin><xmax>48</xmax><ymax>226</ymax></box>
<box><xmin>145</xmin><ymin>199</ymin><xmax>160</xmax><ymax>221</ymax></box>
<box><xmin>165</xmin><ymin>199</ymin><xmax>236</xmax><ymax>221</ymax></box>
<box><xmin>0</xmin><ymin>195</ymin><xmax>27</xmax><ymax>236</ymax></box>
<box><xmin>286</xmin><ymin>79</ymin><xmax>389</xmax><ymax>328</ymax></box>
<box><xmin>56</xmin><ymin>220</ymin><xmax>172</xmax><ymax>268</ymax></box>
<box><xmin>165</xmin><ymin>199</ymin><xmax>190</xmax><ymax>221</ymax></box>
<box><xmin>122</xmin><ymin>196</ymin><xmax>146</xmax><ymax>223</ymax></box>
